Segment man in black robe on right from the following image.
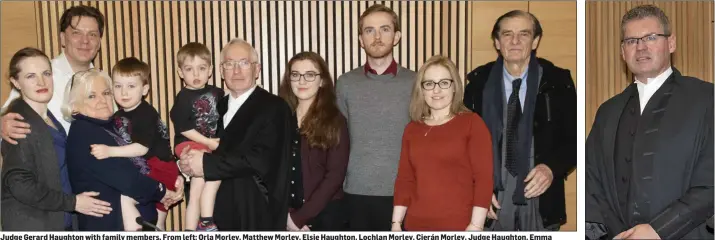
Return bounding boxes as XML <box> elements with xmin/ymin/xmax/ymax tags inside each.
<box><xmin>586</xmin><ymin>5</ymin><xmax>713</xmax><ymax>240</ymax></box>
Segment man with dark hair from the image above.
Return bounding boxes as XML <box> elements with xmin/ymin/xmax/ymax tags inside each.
<box><xmin>586</xmin><ymin>4</ymin><xmax>713</xmax><ymax>240</ymax></box>
<box><xmin>2</xmin><ymin>5</ymin><xmax>104</xmax><ymax>140</ymax></box>
<box><xmin>0</xmin><ymin>6</ymin><xmax>106</xmax><ymax>230</ymax></box>
<box><xmin>464</xmin><ymin>10</ymin><xmax>576</xmax><ymax>231</ymax></box>
<box><xmin>336</xmin><ymin>4</ymin><xmax>416</xmax><ymax>231</ymax></box>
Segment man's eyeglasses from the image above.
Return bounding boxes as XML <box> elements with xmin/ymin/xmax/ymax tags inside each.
<box><xmin>221</xmin><ymin>59</ymin><xmax>256</xmax><ymax>70</ymax></box>
<box><xmin>621</xmin><ymin>33</ymin><xmax>670</xmax><ymax>47</ymax></box>
<box><xmin>421</xmin><ymin>79</ymin><xmax>453</xmax><ymax>90</ymax></box>
<box><xmin>289</xmin><ymin>72</ymin><xmax>321</xmax><ymax>82</ymax></box>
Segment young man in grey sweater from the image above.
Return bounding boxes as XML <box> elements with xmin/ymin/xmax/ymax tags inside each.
<box><xmin>336</xmin><ymin>4</ymin><xmax>416</xmax><ymax>231</ymax></box>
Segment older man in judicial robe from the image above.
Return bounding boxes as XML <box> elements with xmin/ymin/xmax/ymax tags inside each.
<box><xmin>179</xmin><ymin>38</ymin><xmax>292</xmax><ymax>230</ymax></box>
<box><xmin>585</xmin><ymin>5</ymin><xmax>713</xmax><ymax>240</ymax></box>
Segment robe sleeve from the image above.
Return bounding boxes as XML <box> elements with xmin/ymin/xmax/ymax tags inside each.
<box><xmin>585</xmin><ymin>107</ymin><xmax>610</xmax><ymax>240</ymax></box>
<box><xmin>649</xmin><ymin>103</ymin><xmax>714</xmax><ymax>239</ymax></box>
<box><xmin>203</xmin><ymin>103</ymin><xmax>289</xmax><ymax>181</ymax></box>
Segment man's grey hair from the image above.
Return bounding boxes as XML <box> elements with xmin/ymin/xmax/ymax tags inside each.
<box><xmin>220</xmin><ymin>38</ymin><xmax>260</xmax><ymax>64</ymax></box>
<box><xmin>621</xmin><ymin>5</ymin><xmax>671</xmax><ymax>40</ymax></box>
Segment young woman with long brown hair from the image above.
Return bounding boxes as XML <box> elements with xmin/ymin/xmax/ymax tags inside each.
<box><xmin>278</xmin><ymin>52</ymin><xmax>350</xmax><ymax>231</ymax></box>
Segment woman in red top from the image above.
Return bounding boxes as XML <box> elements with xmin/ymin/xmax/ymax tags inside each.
<box><xmin>392</xmin><ymin>56</ymin><xmax>493</xmax><ymax>231</ymax></box>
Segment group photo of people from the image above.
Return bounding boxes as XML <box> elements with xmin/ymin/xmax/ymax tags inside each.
<box><xmin>0</xmin><ymin>1</ymin><xmax>712</xmax><ymax>239</ymax></box>
<box><xmin>0</xmin><ymin>1</ymin><xmax>576</xmax><ymax>232</ymax></box>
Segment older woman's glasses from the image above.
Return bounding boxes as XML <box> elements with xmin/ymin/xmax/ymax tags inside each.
<box><xmin>289</xmin><ymin>72</ymin><xmax>320</xmax><ymax>82</ymax></box>
<box><xmin>421</xmin><ymin>79</ymin><xmax>453</xmax><ymax>90</ymax></box>
<box><xmin>221</xmin><ymin>59</ymin><xmax>255</xmax><ymax>70</ymax></box>
<box><xmin>69</xmin><ymin>69</ymin><xmax>95</xmax><ymax>90</ymax></box>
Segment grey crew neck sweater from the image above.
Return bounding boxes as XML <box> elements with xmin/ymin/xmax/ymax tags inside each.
<box><xmin>336</xmin><ymin>65</ymin><xmax>416</xmax><ymax>196</ymax></box>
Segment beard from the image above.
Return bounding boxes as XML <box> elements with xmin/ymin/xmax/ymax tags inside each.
<box><xmin>365</xmin><ymin>41</ymin><xmax>393</xmax><ymax>58</ymax></box>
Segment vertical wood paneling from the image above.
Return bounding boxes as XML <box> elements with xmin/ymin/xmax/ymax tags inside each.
<box><xmin>586</xmin><ymin>1</ymin><xmax>714</xmax><ymax>134</ymax></box>
<box><xmin>0</xmin><ymin>1</ymin><xmax>38</xmax><ymax>105</ymax></box>
<box><xmin>469</xmin><ymin>1</ymin><xmax>529</xmax><ymax>71</ymax></box>
<box><xmin>530</xmin><ymin>2</ymin><xmax>578</xmax><ymax>87</ymax></box>
<box><xmin>25</xmin><ymin>0</ymin><xmax>472</xmax><ymax>231</ymax></box>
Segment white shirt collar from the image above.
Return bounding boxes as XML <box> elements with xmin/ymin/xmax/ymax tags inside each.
<box><xmin>51</xmin><ymin>53</ymin><xmax>94</xmax><ymax>132</ymax></box>
<box><xmin>634</xmin><ymin>67</ymin><xmax>672</xmax><ymax>114</ymax></box>
<box><xmin>54</xmin><ymin>52</ymin><xmax>95</xmax><ymax>75</ymax></box>
<box><xmin>224</xmin><ymin>85</ymin><xmax>258</xmax><ymax>128</ymax></box>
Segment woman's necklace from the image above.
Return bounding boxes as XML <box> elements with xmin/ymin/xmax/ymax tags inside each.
<box><xmin>43</xmin><ymin>116</ymin><xmax>56</xmax><ymax>130</ymax></box>
<box><xmin>423</xmin><ymin>114</ymin><xmax>454</xmax><ymax>136</ymax></box>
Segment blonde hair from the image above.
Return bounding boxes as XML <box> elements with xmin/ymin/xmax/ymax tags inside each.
<box><xmin>61</xmin><ymin>69</ymin><xmax>114</xmax><ymax>122</ymax></box>
<box><xmin>177</xmin><ymin>42</ymin><xmax>212</xmax><ymax>67</ymax></box>
<box><xmin>409</xmin><ymin>55</ymin><xmax>470</xmax><ymax>122</ymax></box>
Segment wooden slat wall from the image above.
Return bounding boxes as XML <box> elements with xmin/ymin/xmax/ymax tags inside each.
<box><xmin>30</xmin><ymin>1</ymin><xmax>471</xmax><ymax>231</ymax></box>
<box><xmin>469</xmin><ymin>1</ymin><xmax>577</xmax><ymax>231</ymax></box>
<box><xmin>586</xmin><ymin>1</ymin><xmax>714</xmax><ymax>133</ymax></box>
<box><xmin>0</xmin><ymin>1</ymin><xmax>38</xmax><ymax>106</ymax></box>
<box><xmin>469</xmin><ymin>1</ymin><xmax>577</xmax><ymax>85</ymax></box>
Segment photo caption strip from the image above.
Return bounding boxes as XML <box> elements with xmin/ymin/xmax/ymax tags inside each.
<box><xmin>0</xmin><ymin>232</ymin><xmax>571</xmax><ymax>240</ymax></box>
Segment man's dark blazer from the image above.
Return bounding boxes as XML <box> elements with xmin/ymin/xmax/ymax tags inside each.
<box><xmin>204</xmin><ymin>86</ymin><xmax>292</xmax><ymax>231</ymax></box>
<box><xmin>1</xmin><ymin>99</ymin><xmax>75</xmax><ymax>231</ymax></box>
<box><xmin>463</xmin><ymin>57</ymin><xmax>577</xmax><ymax>228</ymax></box>
<box><xmin>586</xmin><ymin>68</ymin><xmax>713</xmax><ymax>239</ymax></box>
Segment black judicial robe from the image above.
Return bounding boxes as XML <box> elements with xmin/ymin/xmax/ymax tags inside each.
<box><xmin>203</xmin><ymin>87</ymin><xmax>292</xmax><ymax>230</ymax></box>
<box><xmin>585</xmin><ymin>69</ymin><xmax>713</xmax><ymax>239</ymax></box>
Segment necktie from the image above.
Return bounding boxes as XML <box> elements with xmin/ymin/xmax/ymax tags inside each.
<box><xmin>505</xmin><ymin>78</ymin><xmax>522</xmax><ymax>177</ymax></box>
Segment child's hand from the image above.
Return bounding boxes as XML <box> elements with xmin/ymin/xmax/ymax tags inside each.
<box><xmin>174</xmin><ymin>175</ymin><xmax>184</xmax><ymax>189</ymax></box>
<box><xmin>208</xmin><ymin>138</ymin><xmax>220</xmax><ymax>150</ymax></box>
<box><xmin>90</xmin><ymin>144</ymin><xmax>112</xmax><ymax>160</ymax></box>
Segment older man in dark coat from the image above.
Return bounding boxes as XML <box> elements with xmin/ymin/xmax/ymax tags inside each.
<box><xmin>179</xmin><ymin>38</ymin><xmax>292</xmax><ymax>231</ymax></box>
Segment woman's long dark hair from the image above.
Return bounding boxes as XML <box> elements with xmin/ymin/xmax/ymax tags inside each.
<box><xmin>279</xmin><ymin>52</ymin><xmax>342</xmax><ymax>149</ymax></box>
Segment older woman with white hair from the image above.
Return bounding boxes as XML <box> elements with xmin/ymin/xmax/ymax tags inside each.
<box><xmin>1</xmin><ymin>48</ymin><xmax>112</xmax><ymax>231</ymax></box>
<box><xmin>62</xmin><ymin>68</ymin><xmax>179</xmax><ymax>231</ymax></box>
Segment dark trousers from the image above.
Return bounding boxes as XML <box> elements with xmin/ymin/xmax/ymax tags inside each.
<box><xmin>307</xmin><ymin>199</ymin><xmax>347</xmax><ymax>231</ymax></box>
<box><xmin>344</xmin><ymin>193</ymin><xmax>393</xmax><ymax>231</ymax></box>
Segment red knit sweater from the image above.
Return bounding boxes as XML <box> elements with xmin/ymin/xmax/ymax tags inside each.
<box><xmin>394</xmin><ymin>112</ymin><xmax>493</xmax><ymax>231</ymax></box>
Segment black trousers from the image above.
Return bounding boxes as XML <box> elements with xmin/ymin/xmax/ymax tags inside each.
<box><xmin>344</xmin><ymin>193</ymin><xmax>393</xmax><ymax>231</ymax></box>
<box><xmin>307</xmin><ymin>199</ymin><xmax>347</xmax><ymax>231</ymax></box>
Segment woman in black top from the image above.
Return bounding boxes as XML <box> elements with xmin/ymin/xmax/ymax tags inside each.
<box><xmin>1</xmin><ymin>48</ymin><xmax>112</xmax><ymax>231</ymax></box>
<box><xmin>278</xmin><ymin>52</ymin><xmax>350</xmax><ymax>231</ymax></box>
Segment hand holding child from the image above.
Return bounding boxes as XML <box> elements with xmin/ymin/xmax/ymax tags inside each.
<box><xmin>90</xmin><ymin>144</ymin><xmax>113</xmax><ymax>160</ymax></box>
